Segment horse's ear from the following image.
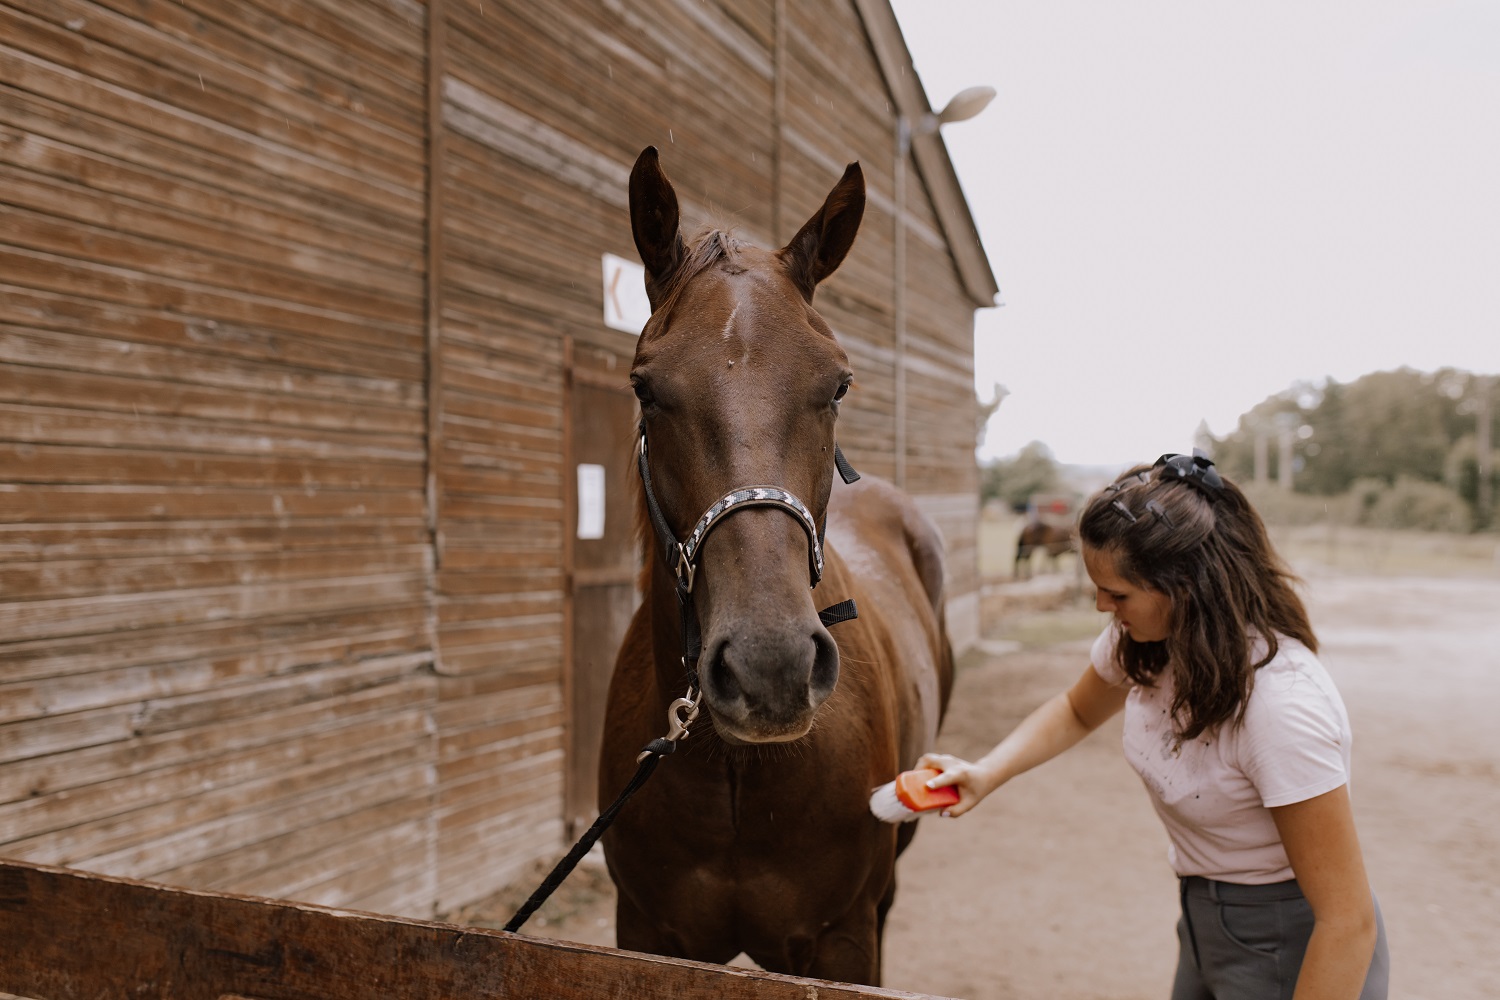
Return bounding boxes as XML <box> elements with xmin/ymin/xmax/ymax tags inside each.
<box><xmin>780</xmin><ymin>161</ymin><xmax>865</xmax><ymax>301</ymax></box>
<box><xmin>629</xmin><ymin>146</ymin><xmax>687</xmax><ymax>310</ymax></box>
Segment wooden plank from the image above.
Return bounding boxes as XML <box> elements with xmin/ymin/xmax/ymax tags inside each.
<box><xmin>0</xmin><ymin>701</ymin><xmax>430</xmax><ymax>845</ymax></box>
<box><xmin>281</xmin><ymin>828</ymin><xmax>433</xmax><ymax>911</ymax></box>
<box><xmin>0</xmin><ymin>247</ymin><xmax>424</xmax><ymax>360</ymax></box>
<box><xmin>0</xmin><ymin>87</ymin><xmax>425</xmax><ymax>254</ymax></box>
<box><xmin>0</xmin><ymin>573</ymin><xmax>427</xmax><ymax>643</ymax></box>
<box><xmin>0</xmin><ymin>323</ymin><xmax>422</xmax><ymax>408</ymax></box>
<box><xmin>0</xmin><ymin>519</ymin><xmax>427</xmax><ymax>562</ymax></box>
<box><xmin>432</xmin><ymin>803</ymin><xmax>562</xmax><ymax>912</ymax></box>
<box><xmin>0</xmin><ymin>163</ymin><xmax>423</xmax><ymax>300</ymax></box>
<box><xmin>72</xmin><ymin>0</ymin><xmax>424</xmax><ymax>111</ymax></box>
<box><xmin>443</xmin><ymin>2</ymin><xmax>772</xmax><ymax>205</ymax></box>
<box><xmin>0</xmin><ymin>403</ymin><xmax>423</xmax><ymax>461</ymax></box>
<box><xmin>0</xmin><ymin>203</ymin><xmax>421</xmax><ymax>324</ymax></box>
<box><xmin>217</xmin><ymin>811</ymin><xmax>432</xmax><ymax>901</ymax></box>
<box><xmin>0</xmin><ymin>484</ymin><xmax>425</xmax><ymax>524</ymax></box>
<box><xmin>0</xmin><ymin>444</ymin><xmax>424</xmax><ymax>489</ymax></box>
<box><xmin>0</xmin><ymin>363</ymin><xmax>421</xmax><ymax>434</ymax></box>
<box><xmin>5</xmin><ymin>740</ymin><xmax>431</xmax><ymax>868</ymax></box>
<box><xmin>429</xmin><ymin>726</ymin><xmax>558</xmax><ymax>787</ymax></box>
<box><xmin>0</xmin><ymin>860</ymin><xmax>948</xmax><ymax>998</ymax></box>
<box><xmin>0</xmin><ymin>543</ymin><xmax>427</xmax><ymax>605</ymax></box>
<box><xmin>2</xmin><ymin>130</ymin><xmax>419</xmax><ymax>272</ymax></box>
<box><xmin>0</xmin><ymin>670</ymin><xmax>430</xmax><ymax>805</ymax></box>
<box><xmin>0</xmin><ymin>44</ymin><xmax>424</xmax><ymax>213</ymax></box>
<box><xmin>0</xmin><ymin>287</ymin><xmax>423</xmax><ymax>385</ymax></box>
<box><xmin>9</xmin><ymin>0</ymin><xmax>425</xmax><ymax>145</ymax></box>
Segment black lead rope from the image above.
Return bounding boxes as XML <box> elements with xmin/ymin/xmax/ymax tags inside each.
<box><xmin>502</xmin><ymin>435</ymin><xmax>861</xmax><ymax>934</ymax></box>
<box><xmin>502</xmin><ymin>736</ymin><xmax>677</xmax><ymax>934</ymax></box>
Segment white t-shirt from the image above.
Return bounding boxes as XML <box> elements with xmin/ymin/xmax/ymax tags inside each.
<box><xmin>1090</xmin><ymin>625</ymin><xmax>1353</xmax><ymax>884</ymax></box>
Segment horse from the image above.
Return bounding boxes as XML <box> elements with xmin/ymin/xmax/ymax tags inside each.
<box><xmin>1013</xmin><ymin>520</ymin><xmax>1077</xmax><ymax>579</ymax></box>
<box><xmin>597</xmin><ymin>147</ymin><xmax>954</xmax><ymax>986</ymax></box>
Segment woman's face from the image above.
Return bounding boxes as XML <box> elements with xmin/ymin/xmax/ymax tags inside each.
<box><xmin>1084</xmin><ymin>545</ymin><xmax>1173</xmax><ymax>643</ymax></box>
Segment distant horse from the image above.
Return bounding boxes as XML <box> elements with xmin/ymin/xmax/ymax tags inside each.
<box><xmin>598</xmin><ymin>147</ymin><xmax>953</xmax><ymax>986</ymax></box>
<box><xmin>1014</xmin><ymin>520</ymin><xmax>1077</xmax><ymax>579</ymax></box>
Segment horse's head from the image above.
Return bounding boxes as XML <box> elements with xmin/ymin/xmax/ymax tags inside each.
<box><xmin>628</xmin><ymin>146</ymin><xmax>865</xmax><ymax>745</ymax></box>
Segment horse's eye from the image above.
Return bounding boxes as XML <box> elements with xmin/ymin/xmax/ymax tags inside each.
<box><xmin>631</xmin><ymin>379</ymin><xmax>654</xmax><ymax>405</ymax></box>
<box><xmin>833</xmin><ymin>380</ymin><xmax>851</xmax><ymax>402</ymax></box>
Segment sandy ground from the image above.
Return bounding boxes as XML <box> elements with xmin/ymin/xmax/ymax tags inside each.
<box><xmin>454</xmin><ymin>566</ymin><xmax>1500</xmax><ymax>999</ymax></box>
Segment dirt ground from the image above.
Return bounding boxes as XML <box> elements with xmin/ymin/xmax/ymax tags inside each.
<box><xmin>453</xmin><ymin>562</ymin><xmax>1500</xmax><ymax>999</ymax></box>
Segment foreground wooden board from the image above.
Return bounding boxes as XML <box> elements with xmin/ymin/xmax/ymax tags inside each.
<box><xmin>0</xmin><ymin>859</ymin><xmax>954</xmax><ymax>999</ymax></box>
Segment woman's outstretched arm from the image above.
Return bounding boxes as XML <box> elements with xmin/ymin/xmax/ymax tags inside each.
<box><xmin>920</xmin><ymin>665</ymin><xmax>1127</xmax><ymax>817</ymax></box>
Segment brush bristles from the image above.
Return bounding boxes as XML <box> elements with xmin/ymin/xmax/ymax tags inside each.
<box><xmin>868</xmin><ymin>780</ymin><xmax>921</xmax><ymax>824</ymax></box>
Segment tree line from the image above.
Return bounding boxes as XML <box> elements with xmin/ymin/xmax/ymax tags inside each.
<box><xmin>1209</xmin><ymin>367</ymin><xmax>1497</xmax><ymax>531</ymax></box>
<box><xmin>981</xmin><ymin>368</ymin><xmax>1499</xmax><ymax>532</ymax></box>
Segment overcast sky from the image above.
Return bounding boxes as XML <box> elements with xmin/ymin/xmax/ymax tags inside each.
<box><xmin>890</xmin><ymin>1</ymin><xmax>1500</xmax><ymax>467</ymax></box>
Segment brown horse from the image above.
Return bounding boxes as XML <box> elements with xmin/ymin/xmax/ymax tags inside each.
<box><xmin>1014</xmin><ymin>520</ymin><xmax>1077</xmax><ymax>579</ymax></box>
<box><xmin>597</xmin><ymin>147</ymin><xmax>953</xmax><ymax>986</ymax></box>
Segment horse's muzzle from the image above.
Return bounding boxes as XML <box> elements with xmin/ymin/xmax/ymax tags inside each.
<box><xmin>699</xmin><ymin>624</ymin><xmax>840</xmax><ymax>743</ymax></box>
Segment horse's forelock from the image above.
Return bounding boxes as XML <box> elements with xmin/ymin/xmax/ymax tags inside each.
<box><xmin>647</xmin><ymin>229</ymin><xmax>746</xmax><ymax>325</ymax></box>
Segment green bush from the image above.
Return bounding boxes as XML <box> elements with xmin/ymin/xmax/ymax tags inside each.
<box><xmin>1239</xmin><ymin>483</ymin><xmax>1340</xmax><ymax>527</ymax></box>
<box><xmin>1343</xmin><ymin>477</ymin><xmax>1389</xmax><ymax>526</ymax></box>
<box><xmin>1364</xmin><ymin>476</ymin><xmax>1473</xmax><ymax>532</ymax></box>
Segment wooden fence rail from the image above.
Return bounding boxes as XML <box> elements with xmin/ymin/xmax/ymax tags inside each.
<box><xmin>0</xmin><ymin>859</ymin><xmax>953</xmax><ymax>999</ymax></box>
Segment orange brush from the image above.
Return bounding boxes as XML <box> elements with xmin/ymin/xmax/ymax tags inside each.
<box><xmin>868</xmin><ymin>768</ymin><xmax>961</xmax><ymax>823</ymax></box>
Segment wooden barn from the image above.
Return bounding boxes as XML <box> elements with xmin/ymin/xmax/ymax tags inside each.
<box><xmin>0</xmin><ymin>0</ymin><xmax>999</xmax><ymax>919</ymax></box>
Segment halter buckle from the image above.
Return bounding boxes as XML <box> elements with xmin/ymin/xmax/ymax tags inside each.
<box><xmin>674</xmin><ymin>543</ymin><xmax>698</xmax><ymax>593</ymax></box>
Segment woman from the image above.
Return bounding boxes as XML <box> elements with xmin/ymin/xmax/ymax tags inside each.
<box><xmin>924</xmin><ymin>452</ymin><xmax>1389</xmax><ymax>1000</ymax></box>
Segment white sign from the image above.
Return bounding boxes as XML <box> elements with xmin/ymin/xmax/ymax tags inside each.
<box><xmin>576</xmin><ymin>464</ymin><xmax>606</xmax><ymax>540</ymax></box>
<box><xmin>602</xmin><ymin>252</ymin><xmax>651</xmax><ymax>334</ymax></box>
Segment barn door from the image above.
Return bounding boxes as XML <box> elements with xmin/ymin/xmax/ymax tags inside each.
<box><xmin>565</xmin><ymin>343</ymin><xmax>642</xmax><ymax>836</ymax></box>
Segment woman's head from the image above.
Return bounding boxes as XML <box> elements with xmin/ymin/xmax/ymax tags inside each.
<box><xmin>1078</xmin><ymin>453</ymin><xmax>1315</xmax><ymax>740</ymax></box>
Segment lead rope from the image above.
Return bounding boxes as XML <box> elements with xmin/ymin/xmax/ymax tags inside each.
<box><xmin>502</xmin><ymin>435</ymin><xmax>861</xmax><ymax>934</ymax></box>
<box><xmin>502</xmin><ymin>719</ymin><xmax>692</xmax><ymax>933</ymax></box>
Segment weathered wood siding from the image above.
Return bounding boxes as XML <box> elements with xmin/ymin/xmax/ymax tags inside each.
<box><xmin>1</xmin><ymin>0</ymin><xmax>990</xmax><ymax>918</ymax></box>
<box><xmin>0</xmin><ymin>0</ymin><xmax>440</xmax><ymax>918</ymax></box>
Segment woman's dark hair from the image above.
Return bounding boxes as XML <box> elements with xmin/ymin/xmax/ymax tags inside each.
<box><xmin>1078</xmin><ymin>454</ymin><xmax>1316</xmax><ymax>741</ymax></box>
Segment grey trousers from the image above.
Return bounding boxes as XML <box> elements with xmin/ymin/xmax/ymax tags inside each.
<box><xmin>1171</xmin><ymin>876</ymin><xmax>1389</xmax><ymax>1000</ymax></box>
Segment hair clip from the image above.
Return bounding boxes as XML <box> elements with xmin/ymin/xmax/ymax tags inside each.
<box><xmin>1145</xmin><ymin>499</ymin><xmax>1174</xmax><ymax>528</ymax></box>
<box><xmin>1154</xmin><ymin>450</ymin><xmax>1223</xmax><ymax>500</ymax></box>
<box><xmin>1104</xmin><ymin>470</ymin><xmax>1150</xmax><ymax>494</ymax></box>
<box><xmin>1110</xmin><ymin>499</ymin><xmax>1138</xmax><ymax>523</ymax></box>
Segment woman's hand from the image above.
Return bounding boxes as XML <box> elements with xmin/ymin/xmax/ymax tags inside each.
<box><xmin>916</xmin><ymin>752</ymin><xmax>997</xmax><ymax>818</ymax></box>
<box><xmin>916</xmin><ymin>666</ymin><xmax>1127</xmax><ymax>819</ymax></box>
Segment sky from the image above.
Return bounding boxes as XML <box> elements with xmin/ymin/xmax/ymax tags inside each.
<box><xmin>890</xmin><ymin>1</ymin><xmax>1500</xmax><ymax>467</ymax></box>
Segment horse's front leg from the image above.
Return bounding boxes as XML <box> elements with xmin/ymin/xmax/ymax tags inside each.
<box><xmin>612</xmin><ymin>889</ymin><xmax>675</xmax><ymax>957</ymax></box>
<box><xmin>613</xmin><ymin>885</ymin><xmax>741</xmax><ymax>967</ymax></box>
<box><xmin>804</xmin><ymin>910</ymin><xmax>884</xmax><ymax>987</ymax></box>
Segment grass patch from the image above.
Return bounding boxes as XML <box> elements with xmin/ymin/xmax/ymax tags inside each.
<box><xmin>1268</xmin><ymin>523</ymin><xmax>1500</xmax><ymax>578</ymax></box>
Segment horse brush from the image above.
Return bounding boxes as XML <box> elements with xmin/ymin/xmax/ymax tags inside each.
<box><xmin>868</xmin><ymin>768</ymin><xmax>960</xmax><ymax>823</ymax></box>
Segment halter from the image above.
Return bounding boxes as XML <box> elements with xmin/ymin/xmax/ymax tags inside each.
<box><xmin>634</xmin><ymin>424</ymin><xmax>861</xmax><ymax>756</ymax></box>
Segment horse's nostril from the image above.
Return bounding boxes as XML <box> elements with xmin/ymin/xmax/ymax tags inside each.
<box><xmin>810</xmin><ymin>628</ymin><xmax>839</xmax><ymax>701</ymax></box>
<box><xmin>700</xmin><ymin>628</ymin><xmax>834</xmax><ymax>736</ymax></box>
<box><xmin>701</xmin><ymin>638</ymin><xmax>744</xmax><ymax>708</ymax></box>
